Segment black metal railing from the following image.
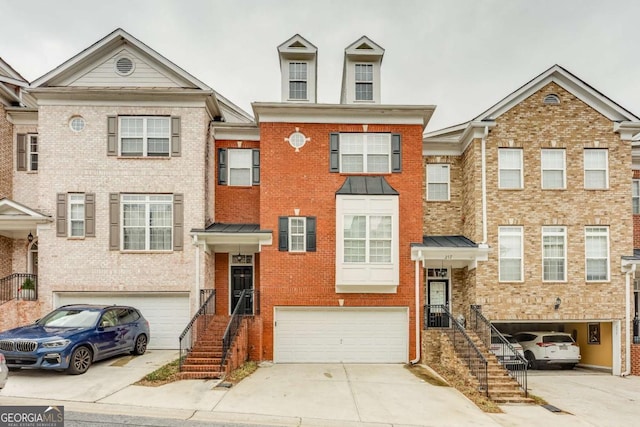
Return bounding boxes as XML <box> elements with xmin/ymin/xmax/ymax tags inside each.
<box><xmin>178</xmin><ymin>290</ymin><xmax>216</xmax><ymax>371</ymax></box>
<box><xmin>469</xmin><ymin>305</ymin><xmax>528</xmax><ymax>397</ymax></box>
<box><xmin>0</xmin><ymin>273</ymin><xmax>38</xmax><ymax>303</ymax></box>
<box><xmin>221</xmin><ymin>289</ymin><xmax>248</xmax><ymax>368</ymax></box>
<box><xmin>425</xmin><ymin>304</ymin><xmax>488</xmax><ymax>396</ymax></box>
<box><xmin>634</xmin><ymin>317</ymin><xmax>640</xmax><ymax>344</ymax></box>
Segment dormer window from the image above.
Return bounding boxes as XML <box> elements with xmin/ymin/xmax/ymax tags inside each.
<box><xmin>289</xmin><ymin>62</ymin><xmax>308</xmax><ymax>100</ymax></box>
<box><xmin>355</xmin><ymin>64</ymin><xmax>373</xmax><ymax>101</ymax></box>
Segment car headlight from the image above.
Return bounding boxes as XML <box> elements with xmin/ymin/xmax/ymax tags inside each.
<box><xmin>42</xmin><ymin>339</ymin><xmax>71</xmax><ymax>348</ymax></box>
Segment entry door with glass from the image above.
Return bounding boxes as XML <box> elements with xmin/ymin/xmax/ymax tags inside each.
<box><xmin>231</xmin><ymin>265</ymin><xmax>253</xmax><ymax>315</ymax></box>
<box><xmin>427</xmin><ymin>279</ymin><xmax>449</xmax><ymax>327</ymax></box>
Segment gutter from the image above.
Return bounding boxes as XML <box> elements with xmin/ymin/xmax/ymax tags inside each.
<box><xmin>622</xmin><ymin>262</ymin><xmax>636</xmax><ymax>376</ymax></box>
<box><xmin>481</xmin><ymin>126</ymin><xmax>488</xmax><ymax>244</ymax></box>
<box><xmin>410</xmin><ymin>251</ymin><xmax>422</xmax><ymax>364</ymax></box>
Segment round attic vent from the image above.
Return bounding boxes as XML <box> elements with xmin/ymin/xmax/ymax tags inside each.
<box><xmin>544</xmin><ymin>94</ymin><xmax>560</xmax><ymax>105</ymax></box>
<box><xmin>115</xmin><ymin>57</ymin><xmax>134</xmax><ymax>76</ymax></box>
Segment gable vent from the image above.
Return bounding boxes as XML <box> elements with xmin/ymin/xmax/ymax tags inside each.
<box><xmin>115</xmin><ymin>57</ymin><xmax>134</xmax><ymax>76</ymax></box>
<box><xmin>289</xmin><ymin>41</ymin><xmax>306</xmax><ymax>48</ymax></box>
<box><xmin>356</xmin><ymin>43</ymin><xmax>373</xmax><ymax>50</ymax></box>
<box><xmin>543</xmin><ymin>94</ymin><xmax>560</xmax><ymax>105</ymax></box>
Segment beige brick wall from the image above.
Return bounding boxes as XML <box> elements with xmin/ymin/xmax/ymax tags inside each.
<box><xmin>28</xmin><ymin>105</ymin><xmax>209</xmax><ymax>312</ymax></box>
<box><xmin>0</xmin><ymin>104</ymin><xmax>13</xmax><ymax>277</ymax></box>
<box><xmin>423</xmin><ymin>156</ymin><xmax>463</xmax><ymax>235</ymax></box>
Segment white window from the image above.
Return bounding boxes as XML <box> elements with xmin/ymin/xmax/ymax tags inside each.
<box><xmin>584</xmin><ymin>149</ymin><xmax>608</xmax><ymax>189</ymax></box>
<box><xmin>541</xmin><ymin>149</ymin><xmax>565</xmax><ymax>189</ymax></box>
<box><xmin>355</xmin><ymin>64</ymin><xmax>373</xmax><ymax>101</ymax></box>
<box><xmin>633</xmin><ymin>179</ymin><xmax>640</xmax><ymax>214</ymax></box>
<box><xmin>542</xmin><ymin>226</ymin><xmax>566</xmax><ymax>281</ymax></box>
<box><xmin>340</xmin><ymin>133</ymin><xmax>390</xmax><ymax>173</ymax></box>
<box><xmin>121</xmin><ymin>194</ymin><xmax>173</xmax><ymax>251</ymax></box>
<box><xmin>228</xmin><ymin>149</ymin><xmax>253</xmax><ymax>186</ymax></box>
<box><xmin>69</xmin><ymin>194</ymin><xmax>85</xmax><ymax>237</ymax></box>
<box><xmin>289</xmin><ymin>217</ymin><xmax>306</xmax><ymax>252</ymax></box>
<box><xmin>498</xmin><ymin>149</ymin><xmax>523</xmax><ymax>189</ymax></box>
<box><xmin>427</xmin><ymin>164</ymin><xmax>450</xmax><ymax>201</ymax></box>
<box><xmin>585</xmin><ymin>226</ymin><xmax>609</xmax><ymax>281</ymax></box>
<box><xmin>499</xmin><ymin>226</ymin><xmax>523</xmax><ymax>282</ymax></box>
<box><xmin>28</xmin><ymin>135</ymin><xmax>38</xmax><ymax>171</ymax></box>
<box><xmin>344</xmin><ymin>215</ymin><xmax>391</xmax><ymax>263</ymax></box>
<box><xmin>119</xmin><ymin>116</ymin><xmax>170</xmax><ymax>157</ymax></box>
<box><xmin>288</xmin><ymin>62</ymin><xmax>307</xmax><ymax>100</ymax></box>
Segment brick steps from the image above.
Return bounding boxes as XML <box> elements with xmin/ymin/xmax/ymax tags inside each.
<box><xmin>179</xmin><ymin>315</ymin><xmax>229</xmax><ymax>380</ymax></box>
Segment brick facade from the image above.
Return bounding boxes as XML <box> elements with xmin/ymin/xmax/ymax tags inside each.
<box><xmin>0</xmin><ymin>104</ymin><xmax>12</xmax><ymax>278</ymax></box>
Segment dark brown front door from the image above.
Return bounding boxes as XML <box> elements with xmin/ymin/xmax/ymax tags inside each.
<box><xmin>231</xmin><ymin>266</ymin><xmax>253</xmax><ymax>315</ymax></box>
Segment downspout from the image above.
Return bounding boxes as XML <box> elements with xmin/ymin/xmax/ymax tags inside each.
<box><xmin>411</xmin><ymin>250</ymin><xmax>422</xmax><ymax>364</ymax></box>
<box><xmin>481</xmin><ymin>126</ymin><xmax>488</xmax><ymax>244</ymax></box>
<box><xmin>194</xmin><ymin>236</ymin><xmax>201</xmax><ymax>316</ymax></box>
<box><xmin>622</xmin><ymin>263</ymin><xmax>636</xmax><ymax>376</ymax></box>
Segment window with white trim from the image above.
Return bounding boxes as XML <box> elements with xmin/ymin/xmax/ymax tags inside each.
<box><xmin>498</xmin><ymin>149</ymin><xmax>523</xmax><ymax>189</ymax></box>
<box><xmin>633</xmin><ymin>179</ymin><xmax>640</xmax><ymax>214</ymax></box>
<box><xmin>541</xmin><ymin>149</ymin><xmax>565</xmax><ymax>189</ymax></box>
<box><xmin>355</xmin><ymin>64</ymin><xmax>373</xmax><ymax>101</ymax></box>
<box><xmin>499</xmin><ymin>226</ymin><xmax>523</xmax><ymax>281</ymax></box>
<box><xmin>426</xmin><ymin>164</ymin><xmax>450</xmax><ymax>201</ymax></box>
<box><xmin>228</xmin><ymin>149</ymin><xmax>253</xmax><ymax>186</ymax></box>
<box><xmin>121</xmin><ymin>194</ymin><xmax>173</xmax><ymax>251</ymax></box>
<box><xmin>288</xmin><ymin>62</ymin><xmax>307</xmax><ymax>100</ymax></box>
<box><xmin>585</xmin><ymin>226</ymin><xmax>609</xmax><ymax>281</ymax></box>
<box><xmin>119</xmin><ymin>116</ymin><xmax>170</xmax><ymax>157</ymax></box>
<box><xmin>344</xmin><ymin>215</ymin><xmax>391</xmax><ymax>263</ymax></box>
<box><xmin>289</xmin><ymin>217</ymin><xmax>306</xmax><ymax>252</ymax></box>
<box><xmin>69</xmin><ymin>194</ymin><xmax>85</xmax><ymax>237</ymax></box>
<box><xmin>340</xmin><ymin>133</ymin><xmax>391</xmax><ymax>173</ymax></box>
<box><xmin>542</xmin><ymin>226</ymin><xmax>566</xmax><ymax>281</ymax></box>
<box><xmin>28</xmin><ymin>135</ymin><xmax>38</xmax><ymax>171</ymax></box>
<box><xmin>584</xmin><ymin>149</ymin><xmax>608</xmax><ymax>189</ymax></box>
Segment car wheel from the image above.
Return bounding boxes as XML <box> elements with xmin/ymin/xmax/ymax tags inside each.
<box><xmin>132</xmin><ymin>334</ymin><xmax>147</xmax><ymax>356</ymax></box>
<box><xmin>524</xmin><ymin>351</ymin><xmax>538</xmax><ymax>369</ymax></box>
<box><xmin>66</xmin><ymin>346</ymin><xmax>92</xmax><ymax>375</ymax></box>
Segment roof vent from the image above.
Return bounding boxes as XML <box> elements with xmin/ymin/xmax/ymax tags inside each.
<box><xmin>115</xmin><ymin>57</ymin><xmax>134</xmax><ymax>76</ymax></box>
<box><xmin>544</xmin><ymin>94</ymin><xmax>560</xmax><ymax>105</ymax></box>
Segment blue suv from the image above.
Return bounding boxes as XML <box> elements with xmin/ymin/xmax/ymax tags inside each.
<box><xmin>0</xmin><ymin>304</ymin><xmax>150</xmax><ymax>374</ymax></box>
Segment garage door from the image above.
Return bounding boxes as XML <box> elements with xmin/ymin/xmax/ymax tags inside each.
<box><xmin>274</xmin><ymin>307</ymin><xmax>408</xmax><ymax>363</ymax></box>
<box><xmin>54</xmin><ymin>292</ymin><xmax>190</xmax><ymax>350</ymax></box>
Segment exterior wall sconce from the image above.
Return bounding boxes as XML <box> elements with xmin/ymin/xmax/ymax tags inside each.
<box><xmin>27</xmin><ymin>232</ymin><xmax>33</xmax><ymax>242</ymax></box>
<box><xmin>554</xmin><ymin>297</ymin><xmax>562</xmax><ymax>310</ymax></box>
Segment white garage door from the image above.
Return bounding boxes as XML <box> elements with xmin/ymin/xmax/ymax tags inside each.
<box><xmin>54</xmin><ymin>292</ymin><xmax>190</xmax><ymax>350</ymax></box>
<box><xmin>274</xmin><ymin>307</ymin><xmax>408</xmax><ymax>363</ymax></box>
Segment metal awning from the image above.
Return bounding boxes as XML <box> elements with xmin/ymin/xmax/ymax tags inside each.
<box><xmin>411</xmin><ymin>235</ymin><xmax>490</xmax><ymax>270</ymax></box>
<box><xmin>190</xmin><ymin>223</ymin><xmax>272</xmax><ymax>253</ymax></box>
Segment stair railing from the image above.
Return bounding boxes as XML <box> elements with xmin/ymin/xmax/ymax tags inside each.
<box><xmin>221</xmin><ymin>289</ymin><xmax>251</xmax><ymax>368</ymax></box>
<box><xmin>178</xmin><ymin>289</ymin><xmax>216</xmax><ymax>371</ymax></box>
<box><xmin>469</xmin><ymin>305</ymin><xmax>528</xmax><ymax>397</ymax></box>
<box><xmin>0</xmin><ymin>273</ymin><xmax>38</xmax><ymax>304</ymax></box>
<box><xmin>425</xmin><ymin>304</ymin><xmax>488</xmax><ymax>396</ymax></box>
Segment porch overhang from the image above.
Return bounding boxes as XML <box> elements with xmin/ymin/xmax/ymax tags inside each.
<box><xmin>0</xmin><ymin>198</ymin><xmax>52</xmax><ymax>239</ymax></box>
<box><xmin>411</xmin><ymin>235</ymin><xmax>490</xmax><ymax>270</ymax></box>
<box><xmin>190</xmin><ymin>223</ymin><xmax>273</xmax><ymax>253</ymax></box>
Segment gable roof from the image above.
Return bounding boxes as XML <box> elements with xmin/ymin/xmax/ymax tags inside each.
<box><xmin>344</xmin><ymin>36</ymin><xmax>385</xmax><ymax>59</ymax></box>
<box><xmin>277</xmin><ymin>34</ymin><xmax>317</xmax><ymax>57</ymax></box>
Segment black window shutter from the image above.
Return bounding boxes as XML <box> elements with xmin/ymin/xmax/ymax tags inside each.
<box><xmin>218</xmin><ymin>148</ymin><xmax>227</xmax><ymax>185</ymax></box>
<box><xmin>56</xmin><ymin>193</ymin><xmax>67</xmax><ymax>237</ymax></box>
<box><xmin>107</xmin><ymin>116</ymin><xmax>118</xmax><ymax>156</ymax></box>
<box><xmin>252</xmin><ymin>149</ymin><xmax>260</xmax><ymax>185</ymax></box>
<box><xmin>329</xmin><ymin>133</ymin><xmax>340</xmax><ymax>172</ymax></box>
<box><xmin>278</xmin><ymin>217</ymin><xmax>288</xmax><ymax>251</ymax></box>
<box><xmin>391</xmin><ymin>133</ymin><xmax>402</xmax><ymax>172</ymax></box>
<box><xmin>17</xmin><ymin>134</ymin><xmax>27</xmax><ymax>171</ymax></box>
<box><xmin>85</xmin><ymin>193</ymin><xmax>96</xmax><ymax>237</ymax></box>
<box><xmin>306</xmin><ymin>217</ymin><xmax>316</xmax><ymax>252</ymax></box>
<box><xmin>171</xmin><ymin>116</ymin><xmax>181</xmax><ymax>157</ymax></box>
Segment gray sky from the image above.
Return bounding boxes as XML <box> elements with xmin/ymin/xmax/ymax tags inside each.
<box><xmin>2</xmin><ymin>0</ymin><xmax>639</xmax><ymax>131</ymax></box>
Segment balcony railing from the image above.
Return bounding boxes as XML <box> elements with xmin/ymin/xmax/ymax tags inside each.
<box><xmin>0</xmin><ymin>273</ymin><xmax>38</xmax><ymax>303</ymax></box>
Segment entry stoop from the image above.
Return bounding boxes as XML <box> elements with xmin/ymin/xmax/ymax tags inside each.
<box><xmin>178</xmin><ymin>316</ymin><xmax>229</xmax><ymax>380</ymax></box>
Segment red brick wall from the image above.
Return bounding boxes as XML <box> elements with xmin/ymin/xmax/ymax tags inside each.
<box><xmin>257</xmin><ymin>122</ymin><xmax>425</xmax><ymax>361</ymax></box>
<box><xmin>632</xmin><ymin>344</ymin><xmax>640</xmax><ymax>375</ymax></box>
<box><xmin>214</xmin><ymin>140</ymin><xmax>260</xmax><ymax>223</ymax></box>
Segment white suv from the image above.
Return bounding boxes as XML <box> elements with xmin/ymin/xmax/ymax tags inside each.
<box><xmin>513</xmin><ymin>331</ymin><xmax>581</xmax><ymax>370</ymax></box>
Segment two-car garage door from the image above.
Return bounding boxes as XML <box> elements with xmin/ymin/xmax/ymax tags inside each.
<box><xmin>274</xmin><ymin>307</ymin><xmax>408</xmax><ymax>363</ymax></box>
<box><xmin>54</xmin><ymin>292</ymin><xmax>190</xmax><ymax>350</ymax></box>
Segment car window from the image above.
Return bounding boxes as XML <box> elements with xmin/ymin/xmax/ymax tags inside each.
<box><xmin>117</xmin><ymin>308</ymin><xmax>140</xmax><ymax>324</ymax></box>
<box><xmin>514</xmin><ymin>333</ymin><xmax>535</xmax><ymax>342</ymax></box>
<box><xmin>506</xmin><ymin>336</ymin><xmax>519</xmax><ymax>344</ymax></box>
<box><xmin>542</xmin><ymin>335</ymin><xmax>574</xmax><ymax>343</ymax></box>
<box><xmin>99</xmin><ymin>310</ymin><xmax>119</xmax><ymax>328</ymax></box>
<box><xmin>40</xmin><ymin>309</ymin><xmax>101</xmax><ymax>328</ymax></box>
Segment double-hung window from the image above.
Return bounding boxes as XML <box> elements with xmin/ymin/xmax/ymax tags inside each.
<box><xmin>541</xmin><ymin>149</ymin><xmax>565</xmax><ymax>189</ymax></box>
<box><xmin>121</xmin><ymin>194</ymin><xmax>173</xmax><ymax>251</ymax></box>
<box><xmin>426</xmin><ymin>164</ymin><xmax>450</xmax><ymax>201</ymax></box>
<box><xmin>218</xmin><ymin>148</ymin><xmax>260</xmax><ymax>186</ymax></box>
<box><xmin>542</xmin><ymin>226</ymin><xmax>566</xmax><ymax>281</ymax></box>
<box><xmin>28</xmin><ymin>135</ymin><xmax>38</xmax><ymax>171</ymax></box>
<box><xmin>120</xmin><ymin>117</ymin><xmax>170</xmax><ymax>157</ymax></box>
<box><xmin>340</xmin><ymin>133</ymin><xmax>391</xmax><ymax>173</ymax></box>
<box><xmin>344</xmin><ymin>215</ymin><xmax>392</xmax><ymax>263</ymax></box>
<box><xmin>355</xmin><ymin>64</ymin><xmax>373</xmax><ymax>101</ymax></box>
<box><xmin>16</xmin><ymin>134</ymin><xmax>38</xmax><ymax>172</ymax></box>
<box><xmin>69</xmin><ymin>194</ymin><xmax>86</xmax><ymax>237</ymax></box>
<box><xmin>498</xmin><ymin>149</ymin><xmax>523</xmax><ymax>189</ymax></box>
<box><xmin>584</xmin><ymin>149</ymin><xmax>608</xmax><ymax>189</ymax></box>
<box><xmin>633</xmin><ymin>179</ymin><xmax>640</xmax><ymax>214</ymax></box>
<box><xmin>288</xmin><ymin>62</ymin><xmax>307</xmax><ymax>100</ymax></box>
<box><xmin>499</xmin><ymin>226</ymin><xmax>523</xmax><ymax>281</ymax></box>
<box><xmin>289</xmin><ymin>217</ymin><xmax>306</xmax><ymax>252</ymax></box>
<box><xmin>585</xmin><ymin>226</ymin><xmax>609</xmax><ymax>281</ymax></box>
<box><xmin>278</xmin><ymin>216</ymin><xmax>316</xmax><ymax>252</ymax></box>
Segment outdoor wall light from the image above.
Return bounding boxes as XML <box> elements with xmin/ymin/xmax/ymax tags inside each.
<box><xmin>554</xmin><ymin>297</ymin><xmax>562</xmax><ymax>310</ymax></box>
<box><xmin>27</xmin><ymin>232</ymin><xmax>33</xmax><ymax>242</ymax></box>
